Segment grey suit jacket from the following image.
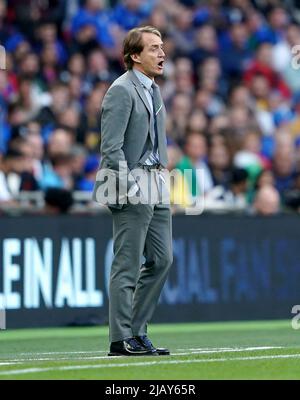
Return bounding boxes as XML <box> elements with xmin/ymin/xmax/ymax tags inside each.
<box><xmin>92</xmin><ymin>70</ymin><xmax>168</xmax><ymax>207</ymax></box>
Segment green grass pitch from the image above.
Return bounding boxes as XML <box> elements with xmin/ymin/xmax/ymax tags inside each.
<box><xmin>0</xmin><ymin>320</ymin><xmax>299</xmax><ymax>380</ymax></box>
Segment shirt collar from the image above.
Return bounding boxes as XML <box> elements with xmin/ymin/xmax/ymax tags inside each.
<box><xmin>133</xmin><ymin>68</ymin><xmax>153</xmax><ymax>91</ymax></box>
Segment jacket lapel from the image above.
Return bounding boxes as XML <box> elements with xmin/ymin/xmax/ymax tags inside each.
<box><xmin>127</xmin><ymin>70</ymin><xmax>155</xmax><ymax>146</ymax></box>
<box><xmin>128</xmin><ymin>70</ymin><xmax>152</xmax><ymax>115</ymax></box>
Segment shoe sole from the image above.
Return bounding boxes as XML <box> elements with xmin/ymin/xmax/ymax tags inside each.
<box><xmin>108</xmin><ymin>351</ymin><xmax>157</xmax><ymax>357</ymax></box>
<box><xmin>156</xmin><ymin>351</ymin><xmax>170</xmax><ymax>356</ymax></box>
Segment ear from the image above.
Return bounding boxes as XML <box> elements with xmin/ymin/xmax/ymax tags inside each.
<box><xmin>131</xmin><ymin>53</ymin><xmax>141</xmax><ymax>64</ymax></box>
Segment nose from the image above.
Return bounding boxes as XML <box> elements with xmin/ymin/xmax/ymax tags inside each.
<box><xmin>159</xmin><ymin>47</ymin><xmax>165</xmax><ymax>57</ymax></box>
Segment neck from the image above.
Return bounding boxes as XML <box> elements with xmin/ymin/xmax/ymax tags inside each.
<box><xmin>188</xmin><ymin>156</ymin><xmax>198</xmax><ymax>165</ymax></box>
<box><xmin>1</xmin><ymin>165</ymin><xmax>8</xmax><ymax>174</ymax></box>
<box><xmin>133</xmin><ymin>65</ymin><xmax>154</xmax><ymax>81</ymax></box>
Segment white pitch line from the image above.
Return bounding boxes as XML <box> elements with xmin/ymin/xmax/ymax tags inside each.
<box><xmin>0</xmin><ymin>356</ymin><xmax>114</xmax><ymax>363</ymax></box>
<box><xmin>0</xmin><ymin>346</ymin><xmax>283</xmax><ymax>360</ymax></box>
<box><xmin>12</xmin><ymin>351</ymin><xmax>107</xmax><ymax>356</ymax></box>
<box><xmin>173</xmin><ymin>346</ymin><xmax>284</xmax><ymax>356</ymax></box>
<box><xmin>0</xmin><ymin>353</ymin><xmax>300</xmax><ymax>376</ymax></box>
<box><xmin>176</xmin><ymin>346</ymin><xmax>282</xmax><ymax>351</ymax></box>
<box><xmin>0</xmin><ymin>362</ymin><xmax>22</xmax><ymax>367</ymax></box>
<box><xmin>0</xmin><ymin>346</ymin><xmax>284</xmax><ymax>364</ymax></box>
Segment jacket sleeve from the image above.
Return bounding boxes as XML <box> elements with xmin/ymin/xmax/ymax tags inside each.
<box><xmin>99</xmin><ymin>84</ymin><xmax>136</xmax><ymax>195</ymax></box>
<box><xmin>100</xmin><ymin>84</ymin><xmax>132</xmax><ymax>169</ymax></box>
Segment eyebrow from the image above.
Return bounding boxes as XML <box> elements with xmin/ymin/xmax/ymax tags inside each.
<box><xmin>150</xmin><ymin>44</ymin><xmax>164</xmax><ymax>49</ymax></box>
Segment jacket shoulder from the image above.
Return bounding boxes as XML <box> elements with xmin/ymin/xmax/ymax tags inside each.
<box><xmin>108</xmin><ymin>72</ymin><xmax>133</xmax><ymax>93</ymax></box>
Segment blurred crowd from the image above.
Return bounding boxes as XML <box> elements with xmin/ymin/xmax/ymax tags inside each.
<box><xmin>1</xmin><ymin>0</ymin><xmax>300</xmax><ymax>215</ymax></box>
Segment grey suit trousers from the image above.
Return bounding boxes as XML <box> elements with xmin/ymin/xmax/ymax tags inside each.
<box><xmin>108</xmin><ymin>170</ymin><xmax>173</xmax><ymax>342</ymax></box>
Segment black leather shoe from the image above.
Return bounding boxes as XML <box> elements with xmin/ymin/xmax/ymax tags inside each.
<box><xmin>108</xmin><ymin>337</ymin><xmax>156</xmax><ymax>356</ymax></box>
<box><xmin>135</xmin><ymin>335</ymin><xmax>170</xmax><ymax>355</ymax></box>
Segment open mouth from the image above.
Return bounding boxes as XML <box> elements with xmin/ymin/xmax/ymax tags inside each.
<box><xmin>158</xmin><ymin>60</ymin><xmax>164</xmax><ymax>69</ymax></box>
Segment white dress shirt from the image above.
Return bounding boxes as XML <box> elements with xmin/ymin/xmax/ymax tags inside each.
<box><xmin>133</xmin><ymin>68</ymin><xmax>160</xmax><ymax>165</ymax></box>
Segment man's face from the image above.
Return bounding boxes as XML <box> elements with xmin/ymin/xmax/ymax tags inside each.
<box><xmin>132</xmin><ymin>32</ymin><xmax>165</xmax><ymax>79</ymax></box>
<box><xmin>185</xmin><ymin>135</ymin><xmax>207</xmax><ymax>161</ymax></box>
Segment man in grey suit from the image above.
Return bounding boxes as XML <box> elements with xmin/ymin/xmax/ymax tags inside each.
<box><xmin>93</xmin><ymin>26</ymin><xmax>173</xmax><ymax>356</ymax></box>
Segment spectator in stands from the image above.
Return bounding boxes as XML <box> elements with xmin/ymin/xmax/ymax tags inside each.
<box><xmin>247</xmin><ymin>9</ymin><xmax>270</xmax><ymax>50</ymax></box>
<box><xmin>273</xmin><ymin>146</ymin><xmax>297</xmax><ymax>195</ymax></box>
<box><xmin>233</xmin><ymin>129</ymin><xmax>271</xmax><ymax>188</ymax></box>
<box><xmin>244</xmin><ymin>41</ymin><xmax>291</xmax><ymax>99</ymax></box>
<box><xmin>113</xmin><ymin>0</ymin><xmax>152</xmax><ymax>31</ymax></box>
<box><xmin>220</xmin><ymin>21</ymin><xmax>252</xmax><ymax>80</ymax></box>
<box><xmin>205</xmin><ymin>167</ymin><xmax>248</xmax><ymax>211</ymax></box>
<box><xmin>0</xmin><ymin>147</ymin><xmax>38</xmax><ymax>201</ymax></box>
<box><xmin>194</xmin><ymin>86</ymin><xmax>224</xmax><ymax>119</ymax></box>
<box><xmin>146</xmin><ymin>5</ymin><xmax>169</xmax><ymax>36</ymax></box>
<box><xmin>6</xmin><ymin>103</ymin><xmax>30</xmax><ymax>136</ymax></box>
<box><xmin>167</xmin><ymin>92</ymin><xmax>192</xmax><ymax>146</ymax></box>
<box><xmin>173</xmin><ymin>57</ymin><xmax>195</xmax><ymax>97</ymax></box>
<box><xmin>167</xmin><ymin>144</ymin><xmax>191</xmax><ymax>210</ymax></box>
<box><xmin>0</xmin><ymin>0</ymin><xmax>7</xmax><ymax>43</ymax></box>
<box><xmin>46</xmin><ymin>128</ymin><xmax>74</xmax><ymax>159</ymax></box>
<box><xmin>207</xmin><ymin>138</ymin><xmax>233</xmax><ymax>188</ymax></box>
<box><xmin>40</xmin><ymin>153</ymin><xmax>74</xmax><ymax>190</ymax></box>
<box><xmin>40</xmin><ymin>43</ymin><xmax>61</xmax><ymax>85</ymax></box>
<box><xmin>283</xmin><ymin>172</ymin><xmax>300</xmax><ymax>212</ymax></box>
<box><xmin>79</xmin><ymin>88</ymin><xmax>105</xmax><ymax>141</ymax></box>
<box><xmin>67</xmin><ymin>53</ymin><xmax>86</xmax><ymax>78</ymax></box>
<box><xmin>84</xmin><ymin>48</ymin><xmax>114</xmax><ymax>93</ymax></box>
<box><xmin>70</xmin><ymin>144</ymin><xmax>88</xmax><ymax>189</ymax></box>
<box><xmin>208</xmin><ymin>114</ymin><xmax>230</xmax><ymax>136</ymax></box>
<box><xmin>7</xmin><ymin>0</ymin><xmax>66</xmax><ymax>40</ymax></box>
<box><xmin>18</xmin><ymin>51</ymin><xmax>41</xmax><ymax>82</ymax></box>
<box><xmin>287</xmin><ymin>93</ymin><xmax>300</xmax><ymax>139</ymax></box>
<box><xmin>248</xmin><ymin>168</ymin><xmax>275</xmax><ymax>204</ymax></box>
<box><xmin>35</xmin><ymin>21</ymin><xmax>67</xmax><ymax>66</ymax></box>
<box><xmin>44</xmin><ymin>187</ymin><xmax>73</xmax><ymax>214</ymax></box>
<box><xmin>169</xmin><ymin>4</ymin><xmax>195</xmax><ymax>56</ymax></box>
<box><xmin>0</xmin><ymin>60</ymin><xmax>18</xmax><ymax>104</ymax></box>
<box><xmin>0</xmin><ymin>150</ymin><xmax>17</xmax><ymax>204</ymax></box>
<box><xmin>228</xmin><ymin>105</ymin><xmax>255</xmax><ymax>136</ymax></box>
<box><xmin>37</xmin><ymin>81</ymin><xmax>71</xmax><ymax>137</ymax></box>
<box><xmin>25</xmin><ymin>125</ymin><xmax>44</xmax><ymax>182</ymax></box>
<box><xmin>58</xmin><ymin>106</ymin><xmax>82</xmax><ymax>141</ymax></box>
<box><xmin>271</xmin><ymin>132</ymin><xmax>297</xmax><ymax>195</ymax></box>
<box><xmin>71</xmin><ymin>0</ymin><xmax>118</xmax><ymax>53</ymax></box>
<box><xmin>198</xmin><ymin>56</ymin><xmax>227</xmax><ymax>98</ymax></box>
<box><xmin>67</xmin><ymin>74</ymin><xmax>84</xmax><ymax>109</ymax></box>
<box><xmin>186</xmin><ymin>111</ymin><xmax>208</xmax><ymax>135</ymax></box>
<box><xmin>266</xmin><ymin>6</ymin><xmax>289</xmax><ymax>44</ymax></box>
<box><xmin>17</xmin><ymin>52</ymin><xmax>50</xmax><ymax>115</ymax></box>
<box><xmin>176</xmin><ymin>131</ymin><xmax>213</xmax><ymax>198</ymax></box>
<box><xmin>252</xmin><ymin>185</ymin><xmax>281</xmax><ymax>215</ymax></box>
<box><xmin>6</xmin><ymin>33</ymin><xmax>31</xmax><ymax>64</ymax></box>
<box><xmin>229</xmin><ymin>83</ymin><xmax>252</xmax><ymax>109</ymax></box>
<box><xmin>76</xmin><ymin>154</ymin><xmax>99</xmax><ymax>192</ymax></box>
<box><xmin>191</xmin><ymin>24</ymin><xmax>218</xmax><ymax>69</ymax></box>
<box><xmin>13</xmin><ymin>78</ymin><xmax>38</xmax><ymax>122</ymax></box>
